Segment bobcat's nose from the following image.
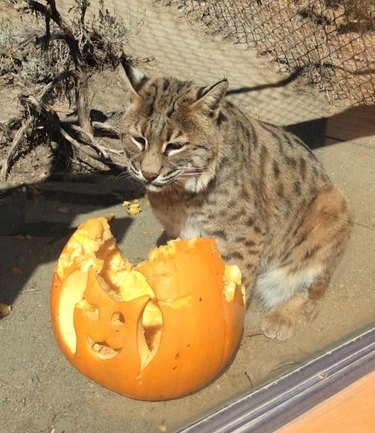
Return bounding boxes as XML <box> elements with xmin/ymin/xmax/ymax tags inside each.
<box><xmin>142</xmin><ymin>170</ymin><xmax>159</xmax><ymax>182</ymax></box>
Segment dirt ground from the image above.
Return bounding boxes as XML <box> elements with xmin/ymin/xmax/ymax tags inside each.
<box><xmin>0</xmin><ymin>1</ymin><xmax>374</xmax><ymax>433</ymax></box>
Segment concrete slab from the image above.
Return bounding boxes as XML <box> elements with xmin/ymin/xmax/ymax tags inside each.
<box><xmin>1</xmin><ymin>142</ymin><xmax>374</xmax><ymax>433</ymax></box>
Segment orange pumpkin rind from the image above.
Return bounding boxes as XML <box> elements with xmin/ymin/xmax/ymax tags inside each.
<box><xmin>51</xmin><ymin>216</ymin><xmax>245</xmax><ymax>400</ymax></box>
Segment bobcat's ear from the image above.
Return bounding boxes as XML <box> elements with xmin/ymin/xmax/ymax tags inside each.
<box><xmin>117</xmin><ymin>61</ymin><xmax>148</xmax><ymax>98</ymax></box>
<box><xmin>192</xmin><ymin>79</ymin><xmax>228</xmax><ymax>115</ymax></box>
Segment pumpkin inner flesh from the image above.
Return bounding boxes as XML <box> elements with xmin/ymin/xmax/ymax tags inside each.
<box><xmin>223</xmin><ymin>264</ymin><xmax>246</xmax><ymax>303</ymax></box>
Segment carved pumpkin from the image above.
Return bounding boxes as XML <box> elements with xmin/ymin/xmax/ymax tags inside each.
<box><xmin>51</xmin><ymin>217</ymin><xmax>245</xmax><ymax>400</ymax></box>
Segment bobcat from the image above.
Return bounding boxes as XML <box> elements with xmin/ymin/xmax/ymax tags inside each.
<box><xmin>117</xmin><ymin>63</ymin><xmax>352</xmax><ymax>341</ymax></box>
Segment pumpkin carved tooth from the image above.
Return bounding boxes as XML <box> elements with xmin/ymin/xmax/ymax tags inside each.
<box><xmin>88</xmin><ymin>337</ymin><xmax>120</xmax><ymax>360</ymax></box>
<box><xmin>51</xmin><ymin>216</ymin><xmax>245</xmax><ymax>400</ymax></box>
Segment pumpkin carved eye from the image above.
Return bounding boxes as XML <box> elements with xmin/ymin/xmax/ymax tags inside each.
<box><xmin>51</xmin><ymin>217</ymin><xmax>245</xmax><ymax>401</ymax></box>
<box><xmin>111</xmin><ymin>312</ymin><xmax>125</xmax><ymax>325</ymax></box>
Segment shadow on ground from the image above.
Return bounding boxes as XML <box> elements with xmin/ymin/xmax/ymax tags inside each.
<box><xmin>0</xmin><ymin>174</ymin><xmax>146</xmax><ymax>308</ymax></box>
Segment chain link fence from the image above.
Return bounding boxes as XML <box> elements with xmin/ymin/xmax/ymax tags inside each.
<box><xmin>164</xmin><ymin>0</ymin><xmax>375</xmax><ymax>105</ymax></box>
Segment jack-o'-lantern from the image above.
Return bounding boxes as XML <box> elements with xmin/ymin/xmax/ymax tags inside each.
<box><xmin>51</xmin><ymin>216</ymin><xmax>245</xmax><ymax>400</ymax></box>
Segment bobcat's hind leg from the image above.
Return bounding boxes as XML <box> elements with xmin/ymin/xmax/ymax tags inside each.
<box><xmin>260</xmin><ymin>184</ymin><xmax>352</xmax><ymax>341</ymax></box>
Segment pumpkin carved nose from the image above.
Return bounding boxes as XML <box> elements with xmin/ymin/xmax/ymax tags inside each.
<box><xmin>142</xmin><ymin>170</ymin><xmax>159</xmax><ymax>182</ymax></box>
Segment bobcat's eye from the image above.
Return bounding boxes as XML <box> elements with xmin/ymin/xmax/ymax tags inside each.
<box><xmin>131</xmin><ymin>136</ymin><xmax>147</xmax><ymax>150</ymax></box>
<box><xmin>164</xmin><ymin>142</ymin><xmax>186</xmax><ymax>155</ymax></box>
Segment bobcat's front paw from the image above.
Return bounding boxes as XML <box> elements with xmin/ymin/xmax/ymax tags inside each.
<box><xmin>261</xmin><ymin>310</ymin><xmax>296</xmax><ymax>341</ymax></box>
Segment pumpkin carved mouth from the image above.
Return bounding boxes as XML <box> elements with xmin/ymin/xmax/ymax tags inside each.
<box><xmin>80</xmin><ymin>299</ymin><xmax>162</xmax><ymax>366</ymax></box>
<box><xmin>51</xmin><ymin>216</ymin><xmax>245</xmax><ymax>400</ymax></box>
<box><xmin>88</xmin><ymin>337</ymin><xmax>120</xmax><ymax>360</ymax></box>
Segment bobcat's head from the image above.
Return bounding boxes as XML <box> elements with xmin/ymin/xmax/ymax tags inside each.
<box><xmin>118</xmin><ymin>63</ymin><xmax>228</xmax><ymax>193</ymax></box>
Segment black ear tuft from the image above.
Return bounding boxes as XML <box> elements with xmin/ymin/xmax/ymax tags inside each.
<box><xmin>192</xmin><ymin>79</ymin><xmax>228</xmax><ymax>114</ymax></box>
<box><xmin>117</xmin><ymin>61</ymin><xmax>149</xmax><ymax>97</ymax></box>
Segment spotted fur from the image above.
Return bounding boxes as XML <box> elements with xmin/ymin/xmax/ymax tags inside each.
<box><xmin>118</xmin><ymin>63</ymin><xmax>352</xmax><ymax>340</ymax></box>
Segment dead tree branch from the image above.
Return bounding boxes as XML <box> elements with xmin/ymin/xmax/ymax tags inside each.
<box><xmin>0</xmin><ymin>118</ymin><xmax>34</xmax><ymax>181</ymax></box>
<box><xmin>27</xmin><ymin>0</ymin><xmax>83</xmax><ymax>66</ymax></box>
<box><xmin>1</xmin><ymin>0</ymin><xmax>133</xmax><ymax>181</ymax></box>
<box><xmin>26</xmin><ymin>0</ymin><xmax>92</xmax><ymax>135</ymax></box>
<box><xmin>92</xmin><ymin>121</ymin><xmax>120</xmax><ymax>138</ymax></box>
<box><xmin>22</xmin><ymin>95</ymin><xmax>124</xmax><ymax>167</ymax></box>
<box><xmin>68</xmin><ymin>124</ymin><xmax>123</xmax><ymax>161</ymax></box>
<box><xmin>0</xmin><ymin>70</ymin><xmax>74</xmax><ymax>180</ymax></box>
<box><xmin>37</xmin><ymin>69</ymin><xmax>74</xmax><ymax>101</ymax></box>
